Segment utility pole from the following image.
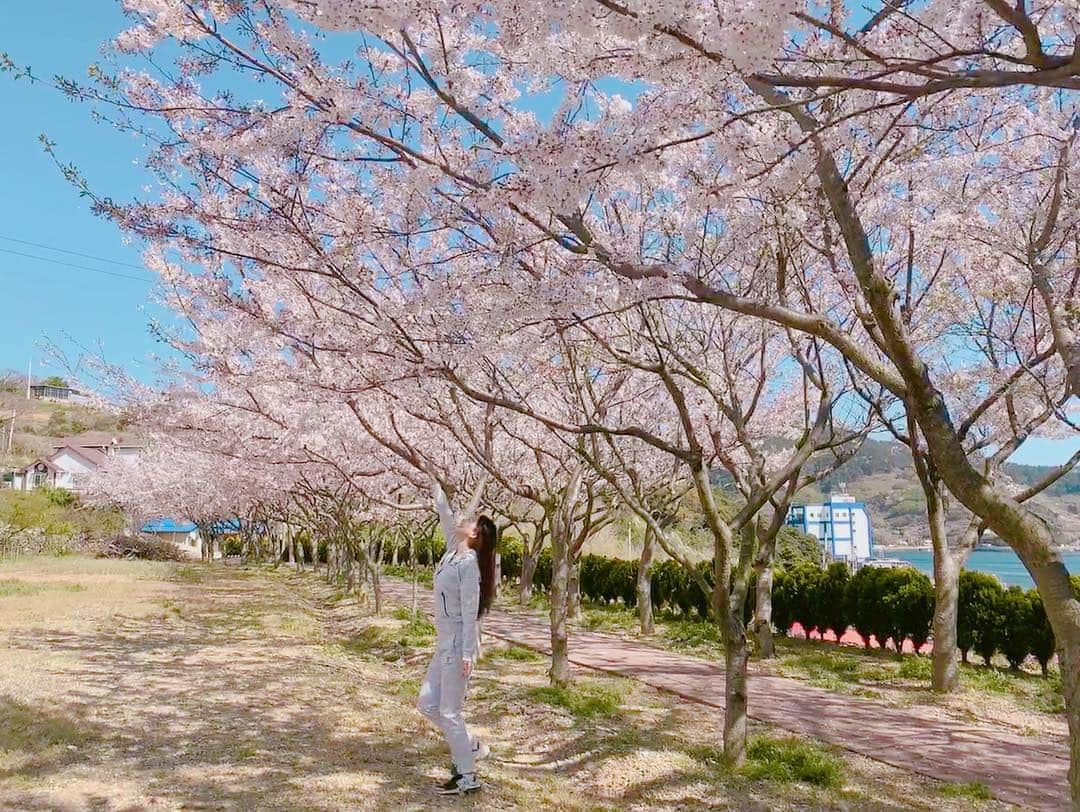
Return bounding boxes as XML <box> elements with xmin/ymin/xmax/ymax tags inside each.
<box><xmin>25</xmin><ymin>359</ymin><xmax>31</xmax><ymax>400</ymax></box>
<box><xmin>6</xmin><ymin>410</ymin><xmax>14</xmax><ymax>453</ymax></box>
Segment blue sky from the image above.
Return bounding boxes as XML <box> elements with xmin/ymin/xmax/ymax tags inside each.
<box><xmin>1</xmin><ymin>3</ymin><xmax>167</xmax><ymax>386</ymax></box>
<box><xmin>1</xmin><ymin>3</ymin><xmax>1076</xmax><ymax>467</ymax></box>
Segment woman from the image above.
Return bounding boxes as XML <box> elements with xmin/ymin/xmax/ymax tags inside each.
<box><xmin>417</xmin><ymin>480</ymin><xmax>497</xmax><ymax>796</ymax></box>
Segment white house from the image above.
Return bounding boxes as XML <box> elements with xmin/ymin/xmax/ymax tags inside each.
<box><xmin>11</xmin><ymin>432</ymin><xmax>144</xmax><ymax>492</ymax></box>
<box><xmin>786</xmin><ymin>494</ymin><xmax>875</xmax><ymax>563</ymax></box>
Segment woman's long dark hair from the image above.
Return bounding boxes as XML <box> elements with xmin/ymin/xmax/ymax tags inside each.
<box><xmin>470</xmin><ymin>515</ymin><xmax>498</xmax><ymax>617</ymax></box>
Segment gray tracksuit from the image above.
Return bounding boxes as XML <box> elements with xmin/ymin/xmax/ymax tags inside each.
<box><xmin>417</xmin><ymin>486</ymin><xmax>481</xmax><ymax>775</ymax></box>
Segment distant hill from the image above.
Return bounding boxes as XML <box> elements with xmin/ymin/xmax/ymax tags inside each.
<box><xmin>799</xmin><ymin>439</ymin><xmax>1080</xmax><ymax>550</ymax></box>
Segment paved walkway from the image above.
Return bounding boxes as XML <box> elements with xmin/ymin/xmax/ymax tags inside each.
<box><xmin>381</xmin><ymin>579</ymin><xmax>1070</xmax><ymax>810</ymax></box>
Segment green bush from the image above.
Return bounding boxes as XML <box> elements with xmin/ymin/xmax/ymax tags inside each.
<box><xmin>844</xmin><ymin>566</ymin><xmax>883</xmax><ymax>648</ymax></box>
<box><xmin>883</xmin><ymin>568</ymin><xmax>934</xmax><ymax>653</ymax></box>
<box><xmin>788</xmin><ymin>563</ymin><xmax>826</xmax><ymax>638</ymax></box>
<box><xmin>958</xmin><ymin>571</ymin><xmax>1005</xmax><ymax>666</ymax></box>
<box><xmin>498</xmin><ymin>537</ymin><xmax>523</xmax><ymax>581</ymax></box>
<box><xmin>1027</xmin><ymin>588</ymin><xmax>1056</xmax><ymax>676</ymax></box>
<box><xmin>771</xmin><ymin>568</ymin><xmax>795</xmax><ymax>635</ymax></box>
<box><xmin>819</xmin><ymin>562</ymin><xmax>850</xmax><ymax>640</ymax></box>
<box><xmin>460</xmin><ymin>534</ymin><xmax>1065</xmax><ymax>676</ymax></box>
<box><xmin>998</xmin><ymin>586</ymin><xmax>1033</xmax><ymax>670</ymax></box>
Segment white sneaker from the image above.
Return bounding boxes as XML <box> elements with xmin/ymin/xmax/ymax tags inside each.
<box><xmin>436</xmin><ymin>773</ymin><xmax>482</xmax><ymax>795</ymax></box>
<box><xmin>472</xmin><ymin>739</ymin><xmax>490</xmax><ymax>762</ymax></box>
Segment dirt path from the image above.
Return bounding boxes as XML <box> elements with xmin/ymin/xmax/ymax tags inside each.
<box><xmin>381</xmin><ymin>578</ymin><xmax>1070</xmax><ymax>811</ymax></box>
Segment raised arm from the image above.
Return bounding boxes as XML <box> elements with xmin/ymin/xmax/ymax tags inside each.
<box><xmin>463</xmin><ymin>474</ymin><xmax>490</xmax><ymax>519</ymax></box>
<box><xmin>433</xmin><ymin>481</ymin><xmax>458</xmax><ymax>547</ymax></box>
<box><xmin>433</xmin><ymin>476</ymin><xmax>490</xmax><ymax>547</ymax></box>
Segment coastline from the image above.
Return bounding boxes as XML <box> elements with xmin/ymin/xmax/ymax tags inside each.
<box><xmin>875</xmin><ymin>544</ymin><xmax>1080</xmax><ymax>555</ymax></box>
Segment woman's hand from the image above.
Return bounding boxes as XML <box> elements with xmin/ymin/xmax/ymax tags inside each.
<box><xmin>462</xmin><ymin>659</ymin><xmax>473</xmax><ymax>678</ymax></box>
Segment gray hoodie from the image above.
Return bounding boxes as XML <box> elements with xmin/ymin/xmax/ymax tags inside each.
<box><xmin>434</xmin><ymin>485</ymin><xmax>482</xmax><ymax>663</ymax></box>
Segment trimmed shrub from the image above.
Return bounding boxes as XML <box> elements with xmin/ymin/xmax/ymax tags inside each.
<box><xmin>788</xmin><ymin>563</ymin><xmax>826</xmax><ymax>638</ymax></box>
<box><xmin>771</xmin><ymin>568</ymin><xmax>795</xmax><ymax>635</ymax></box>
<box><xmin>819</xmin><ymin>562</ymin><xmax>850</xmax><ymax>640</ymax></box>
<box><xmin>958</xmin><ymin>571</ymin><xmax>1005</xmax><ymax>666</ymax></box>
<box><xmin>882</xmin><ymin>568</ymin><xmax>934</xmax><ymax>653</ymax></box>
<box><xmin>998</xmin><ymin>586</ymin><xmax>1034</xmax><ymax>670</ymax></box>
<box><xmin>1027</xmin><ymin>588</ymin><xmax>1056</xmax><ymax>676</ymax></box>
<box><xmin>844</xmin><ymin>566</ymin><xmax>883</xmax><ymax>648</ymax></box>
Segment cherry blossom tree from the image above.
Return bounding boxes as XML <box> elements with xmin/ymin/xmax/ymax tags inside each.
<box><xmin>16</xmin><ymin>0</ymin><xmax>1080</xmax><ymax>797</ymax></box>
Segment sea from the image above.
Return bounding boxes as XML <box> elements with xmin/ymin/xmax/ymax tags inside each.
<box><xmin>883</xmin><ymin>547</ymin><xmax>1080</xmax><ymax>589</ymax></box>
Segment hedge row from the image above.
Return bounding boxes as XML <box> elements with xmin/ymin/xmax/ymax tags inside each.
<box><xmin>773</xmin><ymin>563</ymin><xmax>934</xmax><ymax>653</ymax></box>
<box><xmin>773</xmin><ymin>565</ymin><xmax>1080</xmax><ymax>671</ymax></box>
<box><xmin>380</xmin><ymin>532</ymin><xmax>1078</xmax><ymax>670</ymax></box>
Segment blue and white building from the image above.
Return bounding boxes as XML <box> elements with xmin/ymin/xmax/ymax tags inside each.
<box><xmin>786</xmin><ymin>494</ymin><xmax>874</xmax><ymax>563</ymax></box>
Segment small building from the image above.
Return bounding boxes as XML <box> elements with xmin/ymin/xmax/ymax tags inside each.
<box><xmin>787</xmin><ymin>494</ymin><xmax>874</xmax><ymax>563</ymax></box>
<box><xmin>30</xmin><ymin>384</ymin><xmax>80</xmax><ymax>402</ymax></box>
<box><xmin>11</xmin><ymin>432</ymin><xmax>144</xmax><ymax>492</ymax></box>
<box><xmin>141</xmin><ymin>518</ymin><xmax>203</xmax><ymax>557</ymax></box>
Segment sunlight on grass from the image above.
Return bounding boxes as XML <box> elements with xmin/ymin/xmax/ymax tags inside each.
<box><xmin>898</xmin><ymin>655</ymin><xmax>932</xmax><ymax>680</ymax></box>
<box><xmin>383</xmin><ymin>564</ymin><xmax>434</xmax><ymax>587</ymax></box>
<box><xmin>0</xmin><ymin>698</ymin><xmax>95</xmax><ymax>752</ymax></box>
<box><xmin>580</xmin><ymin>604</ymin><xmax>638</xmax><ymax>634</ymax></box>
<box><xmin>661</xmin><ymin>617</ymin><xmax>722</xmax><ymax>651</ymax></box>
<box><xmin>742</xmin><ymin>735</ymin><xmax>844</xmax><ymax>788</ymax></box>
<box><xmin>938</xmin><ymin>780</ymin><xmax>994</xmax><ymax>801</ymax></box>
<box><xmin>173</xmin><ymin>565</ymin><xmax>206</xmax><ymax>584</ymax></box>
<box><xmin>486</xmin><ymin>644</ymin><xmax>544</xmax><ymax>662</ymax></box>
<box><xmin>0</xmin><ymin>579</ymin><xmax>87</xmax><ymax>598</ymax></box>
<box><xmin>962</xmin><ymin>667</ymin><xmax>1017</xmax><ymax>695</ymax></box>
<box><xmin>528</xmin><ymin>679</ymin><xmax>626</xmax><ymax>719</ymax></box>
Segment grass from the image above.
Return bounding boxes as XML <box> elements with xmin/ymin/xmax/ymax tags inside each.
<box><xmin>173</xmin><ymin>565</ymin><xmax>206</xmax><ymax>584</ymax></box>
<box><xmin>0</xmin><ymin>698</ymin><xmax>96</xmax><ymax>752</ymax></box>
<box><xmin>382</xmin><ymin>564</ymin><xmax>434</xmax><ymax>587</ymax></box>
<box><xmin>962</xmin><ymin>666</ymin><xmax>1019</xmax><ymax>695</ymax></box>
<box><xmin>938</xmin><ymin>781</ymin><xmax>994</xmax><ymax>801</ymax></box>
<box><xmin>390</xmin><ymin>606</ymin><xmax>437</xmax><ymax>644</ymax></box>
<box><xmin>775</xmin><ymin>648</ymin><xmax>891</xmax><ymax>698</ymax></box>
<box><xmin>580</xmin><ymin>603</ymin><xmax>640</xmax><ymax>634</ymax></box>
<box><xmin>741</xmin><ymin>735</ymin><xmax>845</xmax><ymax>788</ymax></box>
<box><xmin>486</xmin><ymin>644</ymin><xmax>545</xmax><ymax>662</ymax></box>
<box><xmin>527</xmin><ymin>678</ymin><xmax>627</xmax><ymax>719</ymax></box>
<box><xmin>0</xmin><ymin>578</ymin><xmax>86</xmax><ymax>598</ymax></box>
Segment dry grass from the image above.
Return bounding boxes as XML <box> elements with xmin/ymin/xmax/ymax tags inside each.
<box><xmin>0</xmin><ymin>557</ymin><xmax>1011</xmax><ymax>810</ymax></box>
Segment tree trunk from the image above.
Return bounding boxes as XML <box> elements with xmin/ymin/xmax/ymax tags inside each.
<box><xmin>1062</xmin><ymin>644</ymin><xmax>1080</xmax><ymax>811</ymax></box>
<box><xmin>548</xmin><ymin>470</ymin><xmax>583</xmax><ymax>687</ymax></box>
<box><xmin>549</xmin><ymin>531</ymin><xmax>571</xmax><ymax>686</ymax></box>
<box><xmin>370</xmin><ymin>562</ymin><xmax>382</xmax><ymax>614</ymax></box>
<box><xmin>567</xmin><ymin>556</ymin><xmax>581</xmax><ymax>619</ymax></box>
<box><xmin>752</xmin><ymin>563</ymin><xmax>775</xmax><ymax>659</ymax></box>
<box><xmin>637</xmin><ymin>527</ymin><xmax>655</xmax><ymax>635</ymax></box>
<box><xmin>723</xmin><ymin>613</ymin><xmax>750</xmax><ymax>767</ymax></box>
<box><xmin>722</xmin><ymin>522</ymin><xmax>756</xmax><ymax>768</ymax></box>
<box><xmin>931</xmin><ymin>547</ymin><xmax>961</xmax><ymax>693</ymax></box>
<box><xmin>519</xmin><ymin>550</ymin><xmax>538</xmax><ymax>604</ymax></box>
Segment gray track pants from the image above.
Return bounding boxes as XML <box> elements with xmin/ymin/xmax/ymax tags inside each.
<box><xmin>417</xmin><ymin>637</ymin><xmax>475</xmax><ymax>774</ymax></box>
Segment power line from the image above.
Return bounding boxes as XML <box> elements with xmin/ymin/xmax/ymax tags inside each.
<box><xmin>0</xmin><ymin>247</ymin><xmax>153</xmax><ymax>283</ymax></box>
<box><xmin>0</xmin><ymin>234</ymin><xmax>149</xmax><ymax>272</ymax></box>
